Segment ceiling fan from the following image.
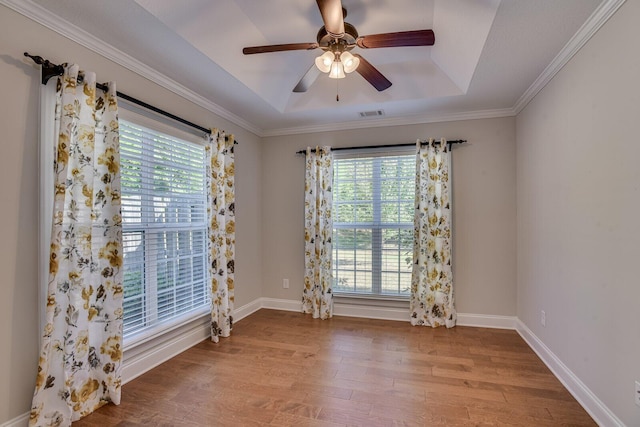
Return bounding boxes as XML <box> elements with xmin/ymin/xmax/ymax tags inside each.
<box><xmin>242</xmin><ymin>0</ymin><xmax>435</xmax><ymax>93</ymax></box>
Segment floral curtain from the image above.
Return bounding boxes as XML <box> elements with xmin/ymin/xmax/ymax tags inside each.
<box><xmin>302</xmin><ymin>146</ymin><xmax>334</xmax><ymax>319</ymax></box>
<box><xmin>30</xmin><ymin>65</ymin><xmax>123</xmax><ymax>425</ymax></box>
<box><xmin>410</xmin><ymin>139</ymin><xmax>456</xmax><ymax>328</ymax></box>
<box><xmin>205</xmin><ymin>129</ymin><xmax>235</xmax><ymax>342</ymax></box>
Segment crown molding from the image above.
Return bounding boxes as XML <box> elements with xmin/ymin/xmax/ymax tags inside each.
<box><xmin>261</xmin><ymin>108</ymin><xmax>516</xmax><ymax>137</ymax></box>
<box><xmin>0</xmin><ymin>0</ymin><xmax>263</xmax><ymax>137</ymax></box>
<box><xmin>513</xmin><ymin>0</ymin><xmax>626</xmax><ymax>114</ymax></box>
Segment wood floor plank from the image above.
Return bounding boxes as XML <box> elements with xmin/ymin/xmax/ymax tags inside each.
<box><xmin>426</xmin><ymin>393</ymin><xmax>553</xmax><ymax>420</ymax></box>
<box><xmin>316</xmin><ymin>406</ymin><xmax>396</xmax><ymax>426</ymax></box>
<box><xmin>73</xmin><ymin>309</ymin><xmax>595</xmax><ymax>426</ymax></box>
<box><xmin>269</xmin><ymin>412</ymin><xmax>344</xmax><ymax>427</ymax></box>
<box><xmin>289</xmin><ymin>380</ymin><xmax>354</xmax><ymax>401</ymax></box>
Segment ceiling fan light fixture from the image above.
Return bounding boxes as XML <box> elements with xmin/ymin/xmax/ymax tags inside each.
<box><xmin>328</xmin><ymin>60</ymin><xmax>346</xmax><ymax>79</ymax></box>
<box><xmin>315</xmin><ymin>51</ymin><xmax>334</xmax><ymax>73</ymax></box>
<box><xmin>341</xmin><ymin>51</ymin><xmax>359</xmax><ymax>73</ymax></box>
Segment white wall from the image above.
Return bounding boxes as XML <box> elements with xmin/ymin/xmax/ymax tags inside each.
<box><xmin>0</xmin><ymin>5</ymin><xmax>263</xmax><ymax>423</ymax></box>
<box><xmin>516</xmin><ymin>1</ymin><xmax>640</xmax><ymax>425</ymax></box>
<box><xmin>261</xmin><ymin>117</ymin><xmax>517</xmax><ymax>317</ymax></box>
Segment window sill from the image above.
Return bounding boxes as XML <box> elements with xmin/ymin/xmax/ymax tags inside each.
<box><xmin>334</xmin><ymin>292</ymin><xmax>409</xmax><ymax>302</ymax></box>
<box><xmin>123</xmin><ymin>306</ymin><xmax>210</xmax><ymax>351</ymax></box>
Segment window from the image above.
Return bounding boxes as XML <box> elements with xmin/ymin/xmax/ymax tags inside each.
<box><xmin>332</xmin><ymin>151</ymin><xmax>415</xmax><ymax>297</ymax></box>
<box><xmin>120</xmin><ymin>116</ymin><xmax>209</xmax><ymax>341</ymax></box>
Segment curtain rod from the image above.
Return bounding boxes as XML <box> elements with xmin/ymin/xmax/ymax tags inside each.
<box><xmin>295</xmin><ymin>140</ymin><xmax>466</xmax><ymax>154</ymax></box>
<box><xmin>24</xmin><ymin>52</ymin><xmax>237</xmax><ymax>143</ymax></box>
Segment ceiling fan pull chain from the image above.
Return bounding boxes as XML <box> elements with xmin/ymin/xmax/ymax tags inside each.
<box><xmin>336</xmin><ymin>78</ymin><xmax>340</xmax><ymax>102</ymax></box>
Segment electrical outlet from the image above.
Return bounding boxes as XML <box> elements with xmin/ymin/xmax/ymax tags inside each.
<box><xmin>635</xmin><ymin>381</ymin><xmax>640</xmax><ymax>407</ymax></box>
<box><xmin>283</xmin><ymin>278</ymin><xmax>289</xmax><ymax>289</ymax></box>
<box><xmin>540</xmin><ymin>310</ymin><xmax>546</xmax><ymax>327</ymax></box>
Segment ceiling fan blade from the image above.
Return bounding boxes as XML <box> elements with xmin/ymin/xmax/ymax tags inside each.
<box><xmin>316</xmin><ymin>0</ymin><xmax>345</xmax><ymax>38</ymax></box>
<box><xmin>354</xmin><ymin>54</ymin><xmax>392</xmax><ymax>92</ymax></box>
<box><xmin>356</xmin><ymin>29</ymin><xmax>435</xmax><ymax>49</ymax></box>
<box><xmin>243</xmin><ymin>42</ymin><xmax>319</xmax><ymax>55</ymax></box>
<box><xmin>293</xmin><ymin>65</ymin><xmax>321</xmax><ymax>93</ymax></box>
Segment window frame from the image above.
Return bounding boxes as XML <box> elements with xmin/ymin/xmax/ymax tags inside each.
<box><xmin>332</xmin><ymin>146</ymin><xmax>415</xmax><ymax>300</ymax></box>
<box><xmin>118</xmin><ymin>107</ymin><xmax>210</xmax><ymax>349</ymax></box>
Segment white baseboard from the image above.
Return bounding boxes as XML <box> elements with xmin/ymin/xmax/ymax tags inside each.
<box><xmin>234</xmin><ymin>298</ymin><xmax>263</xmax><ymax>322</ymax></box>
<box><xmin>516</xmin><ymin>319</ymin><xmax>624</xmax><ymax>427</ymax></box>
<box><xmin>0</xmin><ymin>413</ymin><xmax>28</xmax><ymax>427</ymax></box>
<box><xmin>457</xmin><ymin>313</ymin><xmax>517</xmax><ymax>329</ymax></box>
<box><xmin>260</xmin><ymin>297</ymin><xmax>517</xmax><ymax>329</ymax></box>
<box><xmin>260</xmin><ymin>297</ymin><xmax>408</xmax><ymax>322</ymax></box>
<box><xmin>260</xmin><ymin>297</ymin><xmax>302</xmax><ymax>312</ymax></box>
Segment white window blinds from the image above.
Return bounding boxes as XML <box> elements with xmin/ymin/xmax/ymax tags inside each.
<box><xmin>120</xmin><ymin>119</ymin><xmax>209</xmax><ymax>339</ymax></box>
<box><xmin>332</xmin><ymin>153</ymin><xmax>415</xmax><ymax>297</ymax></box>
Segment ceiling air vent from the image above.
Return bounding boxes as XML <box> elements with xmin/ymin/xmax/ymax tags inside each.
<box><xmin>359</xmin><ymin>109</ymin><xmax>385</xmax><ymax>118</ymax></box>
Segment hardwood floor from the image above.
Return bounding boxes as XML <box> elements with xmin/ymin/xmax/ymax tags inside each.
<box><xmin>75</xmin><ymin>310</ymin><xmax>596</xmax><ymax>426</ymax></box>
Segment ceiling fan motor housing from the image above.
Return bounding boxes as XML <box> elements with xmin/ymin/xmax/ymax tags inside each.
<box><xmin>316</xmin><ymin>22</ymin><xmax>359</xmax><ymax>52</ymax></box>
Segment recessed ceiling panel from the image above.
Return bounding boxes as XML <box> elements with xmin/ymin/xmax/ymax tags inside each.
<box><xmin>134</xmin><ymin>0</ymin><xmax>476</xmax><ymax>113</ymax></box>
<box><xmin>431</xmin><ymin>0</ymin><xmax>501</xmax><ymax>93</ymax></box>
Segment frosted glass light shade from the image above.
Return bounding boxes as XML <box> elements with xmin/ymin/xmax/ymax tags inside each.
<box><xmin>315</xmin><ymin>51</ymin><xmax>334</xmax><ymax>73</ymax></box>
<box><xmin>341</xmin><ymin>51</ymin><xmax>360</xmax><ymax>73</ymax></box>
<box><xmin>328</xmin><ymin>61</ymin><xmax>346</xmax><ymax>79</ymax></box>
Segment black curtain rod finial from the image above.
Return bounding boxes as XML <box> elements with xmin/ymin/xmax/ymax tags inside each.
<box><xmin>24</xmin><ymin>52</ymin><xmax>64</xmax><ymax>85</ymax></box>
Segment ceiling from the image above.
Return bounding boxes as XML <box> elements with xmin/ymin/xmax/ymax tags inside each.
<box><xmin>21</xmin><ymin>0</ymin><xmax>606</xmax><ymax>136</ymax></box>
